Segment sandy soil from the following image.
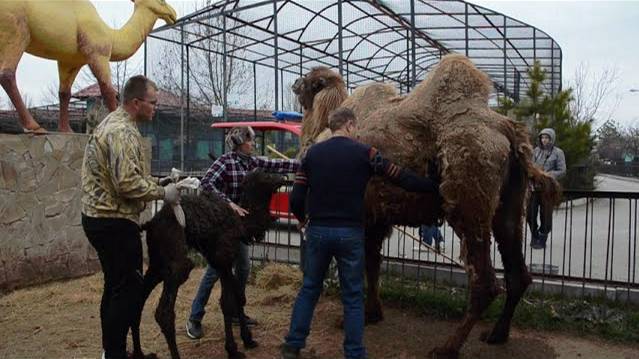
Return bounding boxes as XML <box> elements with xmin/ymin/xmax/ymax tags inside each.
<box><xmin>1</xmin><ymin>265</ymin><xmax>638</xmax><ymax>359</ymax></box>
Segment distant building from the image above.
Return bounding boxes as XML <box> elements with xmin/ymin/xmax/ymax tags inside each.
<box><xmin>0</xmin><ymin>83</ymin><xmax>277</xmax><ymax>175</ymax></box>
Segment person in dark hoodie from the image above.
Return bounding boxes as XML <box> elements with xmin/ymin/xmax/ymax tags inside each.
<box><xmin>280</xmin><ymin>107</ymin><xmax>439</xmax><ymax>359</ymax></box>
<box><xmin>528</xmin><ymin>127</ymin><xmax>566</xmax><ymax>249</ymax></box>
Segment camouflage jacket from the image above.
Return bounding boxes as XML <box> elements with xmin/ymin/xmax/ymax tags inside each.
<box><xmin>81</xmin><ymin>107</ymin><xmax>164</xmax><ymax>223</ymax></box>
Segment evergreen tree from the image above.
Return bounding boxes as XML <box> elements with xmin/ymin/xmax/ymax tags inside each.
<box><xmin>498</xmin><ymin>61</ymin><xmax>596</xmax><ymax>189</ymax></box>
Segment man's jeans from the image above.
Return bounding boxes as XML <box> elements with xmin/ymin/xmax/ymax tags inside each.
<box><xmin>285</xmin><ymin>225</ymin><xmax>366</xmax><ymax>359</ymax></box>
<box><xmin>189</xmin><ymin>242</ymin><xmax>250</xmax><ymax>322</ymax></box>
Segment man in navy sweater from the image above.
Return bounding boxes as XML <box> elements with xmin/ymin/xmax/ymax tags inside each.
<box><xmin>281</xmin><ymin>107</ymin><xmax>439</xmax><ymax>359</ymax></box>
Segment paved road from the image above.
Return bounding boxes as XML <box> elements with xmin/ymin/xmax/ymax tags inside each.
<box><xmin>260</xmin><ymin>174</ymin><xmax>639</xmax><ymax>285</ymax></box>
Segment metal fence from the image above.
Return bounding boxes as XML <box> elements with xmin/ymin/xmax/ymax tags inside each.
<box><xmin>599</xmin><ymin>164</ymin><xmax>639</xmax><ymax>178</ymax></box>
<box><xmin>153</xmin><ymin>185</ymin><xmax>639</xmax><ymax>304</ymax></box>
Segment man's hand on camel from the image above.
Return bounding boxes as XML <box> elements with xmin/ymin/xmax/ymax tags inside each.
<box><xmin>229</xmin><ymin>202</ymin><xmax>249</xmax><ymax>217</ymax></box>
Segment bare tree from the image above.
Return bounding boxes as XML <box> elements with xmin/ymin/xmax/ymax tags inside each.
<box><xmin>76</xmin><ymin>59</ymin><xmax>140</xmax><ymax>95</ymax></box>
<box><xmin>154</xmin><ymin>0</ymin><xmax>253</xmax><ymax>110</ymax></box>
<box><xmin>42</xmin><ymin>82</ymin><xmax>62</xmax><ymax>105</ymax></box>
<box><xmin>282</xmin><ymin>81</ymin><xmax>302</xmax><ymax>112</ymax></box>
<box><xmin>569</xmin><ymin>62</ymin><xmax>620</xmax><ymax>124</ymax></box>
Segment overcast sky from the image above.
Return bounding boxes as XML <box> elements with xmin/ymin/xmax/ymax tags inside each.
<box><xmin>4</xmin><ymin>0</ymin><xmax>638</xmax><ymax>129</ymax></box>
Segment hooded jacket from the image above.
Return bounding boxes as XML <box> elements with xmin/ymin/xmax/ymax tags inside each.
<box><xmin>533</xmin><ymin>128</ymin><xmax>566</xmax><ymax>179</ymax></box>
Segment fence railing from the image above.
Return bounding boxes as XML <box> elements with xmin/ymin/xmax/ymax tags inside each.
<box><xmin>152</xmin><ymin>182</ymin><xmax>639</xmax><ymax>303</ymax></box>
<box><xmin>599</xmin><ymin>164</ymin><xmax>639</xmax><ymax>178</ymax></box>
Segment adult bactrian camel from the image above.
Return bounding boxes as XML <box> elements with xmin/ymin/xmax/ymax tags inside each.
<box><xmin>0</xmin><ymin>0</ymin><xmax>177</xmax><ymax>133</ymax></box>
<box><xmin>293</xmin><ymin>54</ymin><xmax>561</xmax><ymax>359</ymax></box>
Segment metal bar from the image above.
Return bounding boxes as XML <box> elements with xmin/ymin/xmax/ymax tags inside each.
<box><xmin>222</xmin><ymin>14</ymin><xmax>228</xmax><ymax>122</ymax></box>
<box><xmin>559</xmin><ymin>46</ymin><xmax>563</xmax><ymax>91</ymax></box>
<box><xmin>568</xmin><ymin>200</ymin><xmax>574</xmax><ymax>277</ymax></box>
<box><xmin>561</xmin><ymin>199</ymin><xmax>569</xmax><ymax>295</ymax></box>
<box><xmin>610</xmin><ymin>198</ymin><xmax>617</xmax><ymax>286</ymax></box>
<box><xmin>502</xmin><ymin>16</ymin><xmax>508</xmax><ymax>98</ymax></box>
<box><xmin>369</xmin><ymin>0</ymin><xmax>449</xmax><ymax>54</ymax></box>
<box><xmin>604</xmin><ymin>199</ymin><xmax>614</xmax><ymax>294</ymax></box>
<box><xmin>337</xmin><ymin>0</ymin><xmax>343</xmax><ymax>76</ymax></box>
<box><xmin>186</xmin><ymin>45</ymin><xmax>190</xmax><ymax>168</ymax></box>
<box><xmin>222</xmin><ymin>14</ymin><xmax>396</xmax><ymax>83</ymax></box>
<box><xmin>253</xmin><ymin>62</ymin><xmax>257</xmax><ymax>121</ymax></box>
<box><xmin>533</xmin><ymin>28</ymin><xmax>537</xmax><ymax>62</ymax></box>
<box><xmin>144</xmin><ymin>40</ymin><xmax>147</xmax><ymax>76</ymax></box>
<box><xmin>589</xmin><ymin>198</ymin><xmax>594</xmax><ymax>278</ymax></box>
<box><xmin>634</xmin><ymin>199</ymin><xmax>638</xmax><ymax>285</ymax></box>
<box><xmin>164</xmin><ymin>0</ymin><xmax>273</xmax><ymax>31</ymax></box>
<box><xmin>180</xmin><ymin>25</ymin><xmax>185</xmax><ymax>170</ymax></box>
<box><xmin>551</xmin><ymin>41</ymin><xmax>556</xmax><ymax>94</ymax></box>
<box><xmin>273</xmin><ymin>0</ymin><xmax>280</xmax><ymax>111</ymax></box>
<box><xmin>465</xmin><ymin>3</ymin><xmax>469</xmax><ymax>57</ymax></box>
<box><xmin>628</xmin><ymin>199</ymin><xmax>633</xmax><ymax>302</ymax></box>
<box><xmin>581</xmin><ymin>197</ymin><xmax>590</xmax><ymax>296</ymax></box>
<box><xmin>411</xmin><ymin>0</ymin><xmax>417</xmax><ymax>87</ymax></box>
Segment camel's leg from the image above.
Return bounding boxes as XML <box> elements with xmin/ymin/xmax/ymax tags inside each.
<box><xmin>88</xmin><ymin>57</ymin><xmax>118</xmax><ymax>112</ymax></box>
<box><xmin>432</xmin><ymin>228</ymin><xmax>500</xmax><ymax>359</ymax></box>
<box><xmin>131</xmin><ymin>267</ymin><xmax>164</xmax><ymax>359</ymax></box>
<box><xmin>154</xmin><ymin>268</ymin><xmax>190</xmax><ymax>359</ymax></box>
<box><xmin>223</xmin><ymin>268</ymin><xmax>258</xmax><ymax>350</ymax></box>
<box><xmin>482</xmin><ymin>168</ymin><xmax>532</xmax><ymax>344</ymax></box>
<box><xmin>217</xmin><ymin>267</ymin><xmax>247</xmax><ymax>359</ymax></box>
<box><xmin>0</xmin><ymin>23</ymin><xmax>43</xmax><ymax>132</ymax></box>
<box><xmin>57</xmin><ymin>62</ymin><xmax>82</xmax><ymax>132</ymax></box>
<box><xmin>364</xmin><ymin>223</ymin><xmax>390</xmax><ymax>324</ymax></box>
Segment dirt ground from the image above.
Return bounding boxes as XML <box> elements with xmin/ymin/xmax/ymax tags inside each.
<box><xmin>1</xmin><ymin>264</ymin><xmax>638</xmax><ymax>359</ymax></box>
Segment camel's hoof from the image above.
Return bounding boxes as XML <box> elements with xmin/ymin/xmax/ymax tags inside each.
<box><xmin>430</xmin><ymin>347</ymin><xmax>459</xmax><ymax>359</ymax></box>
<box><xmin>228</xmin><ymin>351</ymin><xmax>246</xmax><ymax>359</ymax></box>
<box><xmin>128</xmin><ymin>352</ymin><xmax>158</xmax><ymax>359</ymax></box>
<box><xmin>243</xmin><ymin>339</ymin><xmax>259</xmax><ymax>349</ymax></box>
<box><xmin>365</xmin><ymin>312</ymin><xmax>383</xmax><ymax>325</ymax></box>
<box><xmin>480</xmin><ymin>330</ymin><xmax>509</xmax><ymax>345</ymax></box>
<box><xmin>22</xmin><ymin>126</ymin><xmax>47</xmax><ymax>135</ymax></box>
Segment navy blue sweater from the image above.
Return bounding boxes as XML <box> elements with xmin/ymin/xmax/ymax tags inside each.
<box><xmin>290</xmin><ymin>136</ymin><xmax>438</xmax><ymax>227</ymax></box>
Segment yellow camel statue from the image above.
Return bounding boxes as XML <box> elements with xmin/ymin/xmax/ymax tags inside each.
<box><xmin>0</xmin><ymin>0</ymin><xmax>177</xmax><ymax>133</ymax></box>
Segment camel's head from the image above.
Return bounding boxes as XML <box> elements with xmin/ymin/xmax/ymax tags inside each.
<box><xmin>240</xmin><ymin>170</ymin><xmax>287</xmax><ymax>208</ymax></box>
<box><xmin>133</xmin><ymin>0</ymin><xmax>177</xmax><ymax>25</ymax></box>
<box><xmin>293</xmin><ymin>66</ymin><xmax>344</xmax><ymax>110</ymax></box>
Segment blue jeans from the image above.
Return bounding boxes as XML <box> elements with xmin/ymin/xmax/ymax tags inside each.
<box><xmin>419</xmin><ymin>225</ymin><xmax>444</xmax><ymax>246</ymax></box>
<box><xmin>285</xmin><ymin>225</ymin><xmax>366</xmax><ymax>359</ymax></box>
<box><xmin>189</xmin><ymin>242</ymin><xmax>250</xmax><ymax>322</ymax></box>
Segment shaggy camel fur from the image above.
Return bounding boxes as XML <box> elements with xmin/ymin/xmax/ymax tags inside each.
<box><xmin>131</xmin><ymin>171</ymin><xmax>285</xmax><ymax>359</ymax></box>
<box><xmin>292</xmin><ymin>54</ymin><xmax>561</xmax><ymax>359</ymax></box>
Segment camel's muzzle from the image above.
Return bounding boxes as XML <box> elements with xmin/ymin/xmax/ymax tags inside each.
<box><xmin>292</xmin><ymin>78</ymin><xmax>304</xmax><ymax>94</ymax></box>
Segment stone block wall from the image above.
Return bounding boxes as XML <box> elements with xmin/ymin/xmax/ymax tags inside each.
<box><xmin>0</xmin><ymin>134</ymin><xmax>96</xmax><ymax>291</ymax></box>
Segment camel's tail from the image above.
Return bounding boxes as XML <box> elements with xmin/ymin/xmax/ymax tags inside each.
<box><xmin>508</xmin><ymin>120</ymin><xmax>562</xmax><ymax>206</ymax></box>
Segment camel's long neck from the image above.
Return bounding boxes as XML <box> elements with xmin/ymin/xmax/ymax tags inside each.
<box><xmin>241</xmin><ymin>197</ymin><xmax>272</xmax><ymax>239</ymax></box>
<box><xmin>110</xmin><ymin>6</ymin><xmax>157</xmax><ymax>61</ymax></box>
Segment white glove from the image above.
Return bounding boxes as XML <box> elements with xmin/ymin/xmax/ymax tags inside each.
<box><xmin>163</xmin><ymin>183</ymin><xmax>180</xmax><ymax>205</ymax></box>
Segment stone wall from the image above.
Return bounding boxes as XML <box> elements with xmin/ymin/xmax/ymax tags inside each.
<box><xmin>0</xmin><ymin>133</ymin><xmax>96</xmax><ymax>291</ymax></box>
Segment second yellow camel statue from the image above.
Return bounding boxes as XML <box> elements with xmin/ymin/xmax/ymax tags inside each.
<box><xmin>0</xmin><ymin>0</ymin><xmax>177</xmax><ymax>133</ymax></box>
